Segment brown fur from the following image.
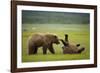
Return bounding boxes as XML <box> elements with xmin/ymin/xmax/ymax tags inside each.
<box><xmin>27</xmin><ymin>33</ymin><xmax>60</xmax><ymax>55</ymax></box>
<box><xmin>62</xmin><ymin>44</ymin><xmax>85</xmax><ymax>54</ymax></box>
<box><xmin>60</xmin><ymin>34</ymin><xmax>85</xmax><ymax>54</ymax></box>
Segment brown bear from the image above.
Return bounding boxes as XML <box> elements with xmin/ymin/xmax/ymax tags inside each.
<box><xmin>60</xmin><ymin>34</ymin><xmax>85</xmax><ymax>54</ymax></box>
<box><xmin>27</xmin><ymin>33</ymin><xmax>60</xmax><ymax>55</ymax></box>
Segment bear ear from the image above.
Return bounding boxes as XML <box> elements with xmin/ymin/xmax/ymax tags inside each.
<box><xmin>76</xmin><ymin>44</ymin><xmax>80</xmax><ymax>47</ymax></box>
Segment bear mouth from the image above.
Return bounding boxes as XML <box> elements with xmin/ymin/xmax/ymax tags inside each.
<box><xmin>56</xmin><ymin>42</ymin><xmax>60</xmax><ymax>44</ymax></box>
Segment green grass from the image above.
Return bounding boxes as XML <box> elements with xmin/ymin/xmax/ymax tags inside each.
<box><xmin>22</xmin><ymin>24</ymin><xmax>90</xmax><ymax>62</ymax></box>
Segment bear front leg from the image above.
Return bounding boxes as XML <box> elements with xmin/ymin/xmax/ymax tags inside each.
<box><xmin>48</xmin><ymin>44</ymin><xmax>55</xmax><ymax>54</ymax></box>
<box><xmin>43</xmin><ymin>45</ymin><xmax>47</xmax><ymax>54</ymax></box>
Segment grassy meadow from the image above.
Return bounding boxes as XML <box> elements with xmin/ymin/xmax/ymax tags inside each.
<box><xmin>22</xmin><ymin>24</ymin><xmax>90</xmax><ymax>62</ymax></box>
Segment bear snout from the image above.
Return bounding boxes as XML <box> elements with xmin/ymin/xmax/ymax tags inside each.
<box><xmin>78</xmin><ymin>47</ymin><xmax>85</xmax><ymax>53</ymax></box>
<box><xmin>55</xmin><ymin>41</ymin><xmax>60</xmax><ymax>44</ymax></box>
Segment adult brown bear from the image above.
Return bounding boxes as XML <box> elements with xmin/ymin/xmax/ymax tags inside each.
<box><xmin>27</xmin><ymin>33</ymin><xmax>60</xmax><ymax>55</ymax></box>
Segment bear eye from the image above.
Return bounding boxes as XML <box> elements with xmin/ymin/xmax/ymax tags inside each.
<box><xmin>54</xmin><ymin>36</ymin><xmax>57</xmax><ymax>38</ymax></box>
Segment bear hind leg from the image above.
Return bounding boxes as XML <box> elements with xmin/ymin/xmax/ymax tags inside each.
<box><xmin>33</xmin><ymin>47</ymin><xmax>38</xmax><ymax>54</ymax></box>
<box><xmin>28</xmin><ymin>44</ymin><xmax>38</xmax><ymax>55</ymax></box>
<box><xmin>28</xmin><ymin>45</ymin><xmax>34</xmax><ymax>55</ymax></box>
